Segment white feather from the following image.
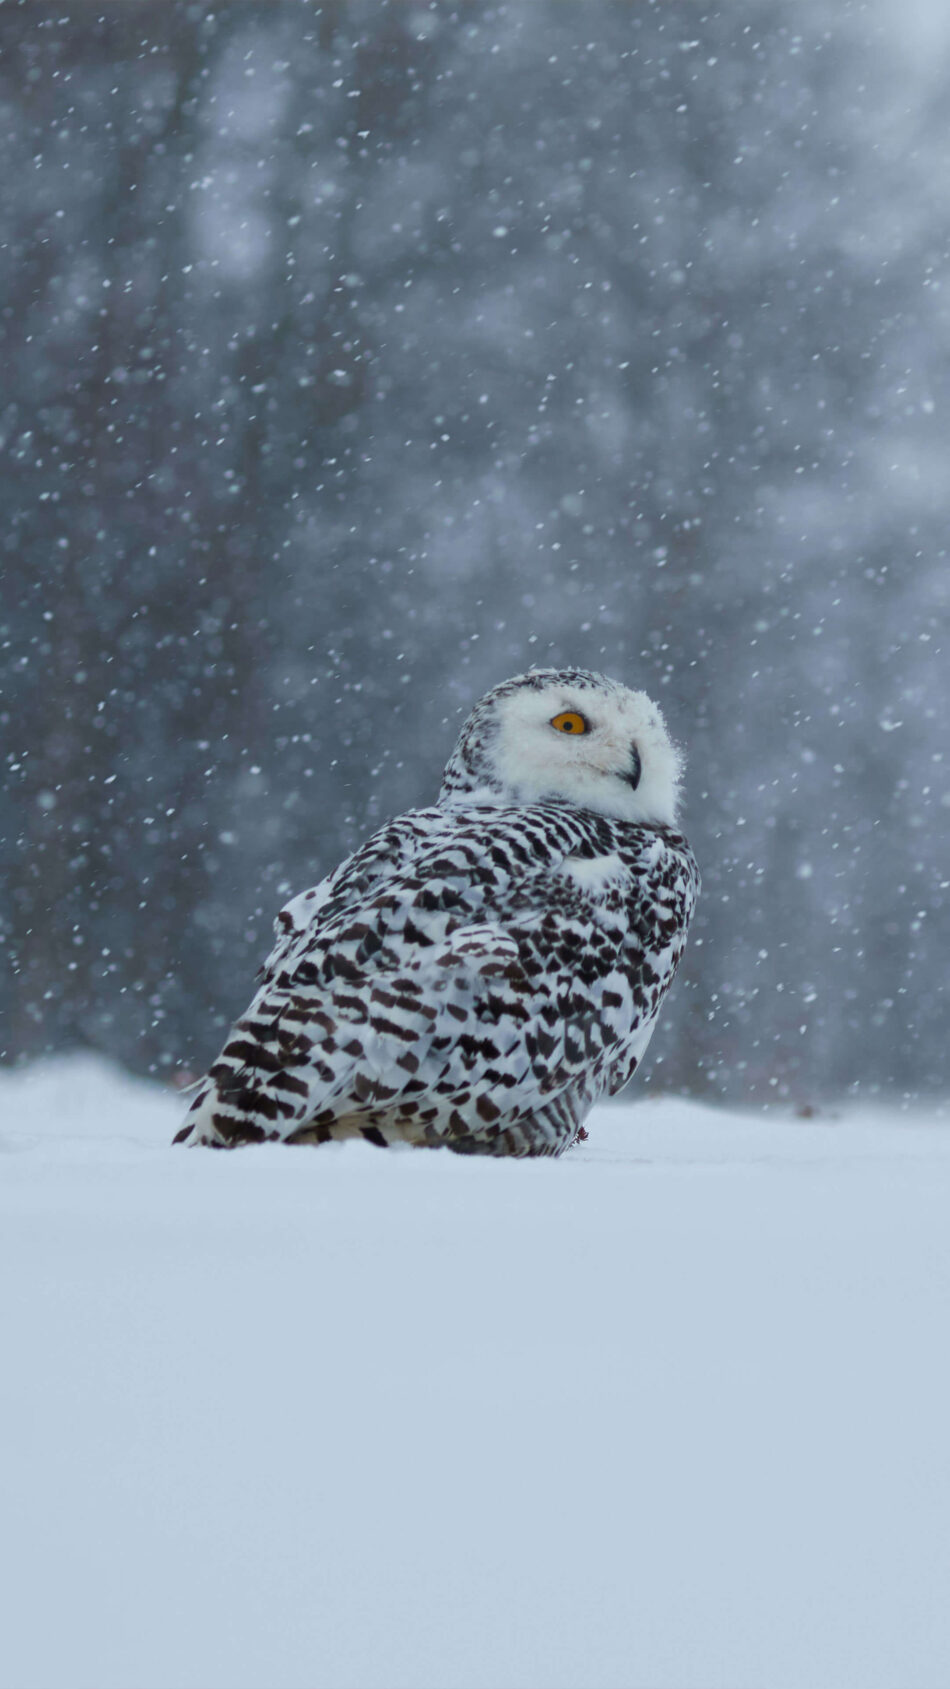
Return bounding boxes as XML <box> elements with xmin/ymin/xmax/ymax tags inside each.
<box><xmin>489</xmin><ymin>681</ymin><xmax>683</xmax><ymax>825</ymax></box>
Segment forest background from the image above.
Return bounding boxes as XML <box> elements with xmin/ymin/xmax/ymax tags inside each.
<box><xmin>2</xmin><ymin>0</ymin><xmax>947</xmax><ymax>1103</ymax></box>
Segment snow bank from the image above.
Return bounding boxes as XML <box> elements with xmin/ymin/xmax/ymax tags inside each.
<box><xmin>2</xmin><ymin>1058</ymin><xmax>949</xmax><ymax>1689</ymax></box>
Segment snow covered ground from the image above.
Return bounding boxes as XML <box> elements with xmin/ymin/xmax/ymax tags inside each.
<box><xmin>2</xmin><ymin>1059</ymin><xmax>949</xmax><ymax>1689</ymax></box>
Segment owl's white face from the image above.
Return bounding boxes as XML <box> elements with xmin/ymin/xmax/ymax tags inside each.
<box><xmin>442</xmin><ymin>669</ymin><xmax>684</xmax><ymax>827</ymax></box>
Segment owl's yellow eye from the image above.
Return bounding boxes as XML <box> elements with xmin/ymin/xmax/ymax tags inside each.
<box><xmin>550</xmin><ymin>711</ymin><xmax>590</xmax><ymax>735</ymax></box>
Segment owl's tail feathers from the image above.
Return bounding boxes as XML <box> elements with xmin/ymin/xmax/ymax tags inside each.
<box><xmin>172</xmin><ymin>999</ymin><xmax>325</xmax><ymax>1148</ymax></box>
<box><xmin>174</xmin><ymin>933</ymin><xmax>530</xmax><ymax>1150</ymax></box>
<box><xmin>172</xmin><ymin>1065</ymin><xmax>310</xmax><ymax>1148</ymax></box>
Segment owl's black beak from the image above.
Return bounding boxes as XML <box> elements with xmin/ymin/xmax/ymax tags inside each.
<box><xmin>623</xmin><ymin>746</ymin><xmax>642</xmax><ymax>791</ymax></box>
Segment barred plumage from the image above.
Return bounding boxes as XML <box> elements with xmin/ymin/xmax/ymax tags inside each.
<box><xmin>175</xmin><ymin>668</ymin><xmax>698</xmax><ymax>1157</ymax></box>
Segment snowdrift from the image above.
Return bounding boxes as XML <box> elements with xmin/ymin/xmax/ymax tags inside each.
<box><xmin>2</xmin><ymin>1058</ymin><xmax>949</xmax><ymax>1689</ymax></box>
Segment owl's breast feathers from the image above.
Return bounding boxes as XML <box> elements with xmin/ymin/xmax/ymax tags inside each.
<box><xmin>176</xmin><ymin>803</ymin><xmax>697</xmax><ymax>1154</ymax></box>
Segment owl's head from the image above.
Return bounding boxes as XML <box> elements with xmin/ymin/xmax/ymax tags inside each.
<box><xmin>439</xmin><ymin>668</ymin><xmax>684</xmax><ymax>826</ymax></box>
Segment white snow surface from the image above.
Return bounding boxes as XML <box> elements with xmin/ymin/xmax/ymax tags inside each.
<box><xmin>2</xmin><ymin>1057</ymin><xmax>949</xmax><ymax>1689</ymax></box>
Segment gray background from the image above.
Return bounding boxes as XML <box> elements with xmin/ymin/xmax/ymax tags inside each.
<box><xmin>2</xmin><ymin>0</ymin><xmax>947</xmax><ymax>1102</ymax></box>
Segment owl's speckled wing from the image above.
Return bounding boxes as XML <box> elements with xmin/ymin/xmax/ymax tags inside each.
<box><xmin>175</xmin><ymin>800</ymin><xmax>698</xmax><ymax>1157</ymax></box>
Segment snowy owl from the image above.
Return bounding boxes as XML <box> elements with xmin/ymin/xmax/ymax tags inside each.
<box><xmin>174</xmin><ymin>668</ymin><xmax>699</xmax><ymax>1157</ymax></box>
